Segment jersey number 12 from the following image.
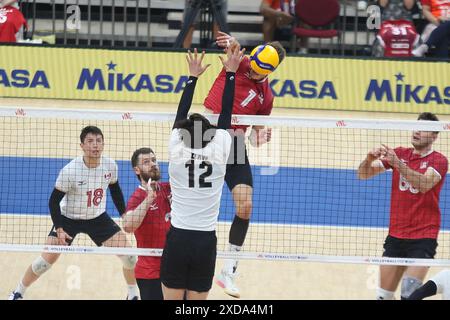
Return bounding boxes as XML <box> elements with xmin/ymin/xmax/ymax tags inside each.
<box><xmin>185</xmin><ymin>160</ymin><xmax>213</xmax><ymax>188</ymax></box>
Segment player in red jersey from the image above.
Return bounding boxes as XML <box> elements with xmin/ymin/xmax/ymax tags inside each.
<box><xmin>357</xmin><ymin>112</ymin><xmax>448</xmax><ymax>300</ymax></box>
<box><xmin>376</xmin><ymin>19</ymin><xmax>419</xmax><ymax>57</ymax></box>
<box><xmin>122</xmin><ymin>148</ymin><xmax>171</xmax><ymax>300</ymax></box>
<box><xmin>0</xmin><ymin>0</ymin><xmax>26</xmax><ymax>43</ymax></box>
<box><xmin>204</xmin><ymin>32</ymin><xmax>286</xmax><ymax>298</ymax></box>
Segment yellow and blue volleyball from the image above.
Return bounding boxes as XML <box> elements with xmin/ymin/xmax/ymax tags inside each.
<box><xmin>249</xmin><ymin>44</ymin><xmax>280</xmax><ymax>75</ymax></box>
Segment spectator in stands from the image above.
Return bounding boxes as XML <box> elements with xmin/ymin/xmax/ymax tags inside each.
<box><xmin>260</xmin><ymin>0</ymin><xmax>308</xmax><ymax>53</ymax></box>
<box><xmin>412</xmin><ymin>0</ymin><xmax>450</xmax><ymax>58</ymax></box>
<box><xmin>0</xmin><ymin>0</ymin><xmax>26</xmax><ymax>43</ymax></box>
<box><xmin>372</xmin><ymin>0</ymin><xmax>418</xmax><ymax>57</ymax></box>
<box><xmin>358</xmin><ymin>1</ymin><xmax>369</xmax><ymax>11</ymax></box>
<box><xmin>412</xmin><ymin>20</ymin><xmax>450</xmax><ymax>57</ymax></box>
<box><xmin>182</xmin><ymin>0</ymin><xmax>228</xmax><ymax>48</ymax></box>
<box><xmin>378</xmin><ymin>0</ymin><xmax>415</xmax><ymax>21</ymax></box>
<box><xmin>0</xmin><ymin>0</ymin><xmax>18</xmax><ymax>9</ymax></box>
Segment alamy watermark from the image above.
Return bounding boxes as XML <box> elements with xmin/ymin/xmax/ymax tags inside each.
<box><xmin>66</xmin><ymin>264</ymin><xmax>81</xmax><ymax>291</ymax></box>
<box><xmin>366</xmin><ymin>5</ymin><xmax>382</xmax><ymax>30</ymax></box>
<box><xmin>66</xmin><ymin>5</ymin><xmax>81</xmax><ymax>30</ymax></box>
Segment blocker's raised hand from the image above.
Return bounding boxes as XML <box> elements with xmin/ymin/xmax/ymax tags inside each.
<box><xmin>186</xmin><ymin>48</ymin><xmax>211</xmax><ymax>78</ymax></box>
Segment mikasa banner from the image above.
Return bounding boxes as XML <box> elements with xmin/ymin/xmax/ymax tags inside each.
<box><xmin>1</xmin><ymin>45</ymin><xmax>449</xmax><ymax>114</ymax></box>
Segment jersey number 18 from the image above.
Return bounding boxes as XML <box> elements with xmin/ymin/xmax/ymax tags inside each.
<box><xmin>86</xmin><ymin>188</ymin><xmax>104</xmax><ymax>207</ymax></box>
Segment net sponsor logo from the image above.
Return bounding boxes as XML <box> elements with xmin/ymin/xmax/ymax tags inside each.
<box><xmin>231</xmin><ymin>115</ymin><xmax>239</xmax><ymax>124</ymax></box>
<box><xmin>261</xmin><ymin>253</ymin><xmax>308</xmax><ymax>260</ymax></box>
<box><xmin>336</xmin><ymin>120</ymin><xmax>347</xmax><ymax>127</ymax></box>
<box><xmin>122</xmin><ymin>112</ymin><xmax>133</xmax><ymax>120</ymax></box>
<box><xmin>365</xmin><ymin>257</ymin><xmax>416</xmax><ymax>264</ymax></box>
<box><xmin>443</xmin><ymin>123</ymin><xmax>450</xmax><ymax>130</ymax></box>
<box><xmin>43</xmin><ymin>246</ymin><xmax>93</xmax><ymax>253</ymax></box>
<box><xmin>365</xmin><ymin>73</ymin><xmax>450</xmax><ymax>105</ymax></box>
<box><xmin>15</xmin><ymin>108</ymin><xmax>26</xmax><ymax>116</ymax></box>
<box><xmin>269</xmin><ymin>79</ymin><xmax>338</xmax><ymax>100</ymax></box>
<box><xmin>76</xmin><ymin>61</ymin><xmax>189</xmax><ymax>93</ymax></box>
<box><xmin>0</xmin><ymin>69</ymin><xmax>50</xmax><ymax>89</ymax></box>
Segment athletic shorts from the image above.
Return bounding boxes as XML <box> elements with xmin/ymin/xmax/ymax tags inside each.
<box><xmin>225</xmin><ymin>134</ymin><xmax>253</xmax><ymax>190</ymax></box>
<box><xmin>160</xmin><ymin>226</ymin><xmax>217</xmax><ymax>292</ymax></box>
<box><xmin>48</xmin><ymin>212</ymin><xmax>121</xmax><ymax>246</ymax></box>
<box><xmin>136</xmin><ymin>278</ymin><xmax>164</xmax><ymax>300</ymax></box>
<box><xmin>183</xmin><ymin>0</ymin><xmax>227</xmax><ymax>27</ymax></box>
<box><xmin>382</xmin><ymin>235</ymin><xmax>438</xmax><ymax>259</ymax></box>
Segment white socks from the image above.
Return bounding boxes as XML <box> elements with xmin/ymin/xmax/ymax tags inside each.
<box><xmin>376</xmin><ymin>287</ymin><xmax>395</xmax><ymax>300</ymax></box>
<box><xmin>15</xmin><ymin>280</ymin><xmax>28</xmax><ymax>296</ymax></box>
<box><xmin>127</xmin><ymin>284</ymin><xmax>139</xmax><ymax>299</ymax></box>
<box><xmin>223</xmin><ymin>244</ymin><xmax>241</xmax><ymax>274</ymax></box>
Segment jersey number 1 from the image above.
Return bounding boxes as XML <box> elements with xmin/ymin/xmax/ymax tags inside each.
<box><xmin>185</xmin><ymin>160</ymin><xmax>212</xmax><ymax>188</ymax></box>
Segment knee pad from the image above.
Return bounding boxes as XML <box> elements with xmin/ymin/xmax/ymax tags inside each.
<box><xmin>401</xmin><ymin>276</ymin><xmax>423</xmax><ymax>299</ymax></box>
<box><xmin>31</xmin><ymin>256</ymin><xmax>52</xmax><ymax>276</ymax></box>
<box><xmin>120</xmin><ymin>255</ymin><xmax>137</xmax><ymax>270</ymax></box>
<box><xmin>376</xmin><ymin>287</ymin><xmax>395</xmax><ymax>300</ymax></box>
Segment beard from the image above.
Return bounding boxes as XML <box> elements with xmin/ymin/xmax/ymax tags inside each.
<box><xmin>412</xmin><ymin>140</ymin><xmax>428</xmax><ymax>149</ymax></box>
<box><xmin>141</xmin><ymin>170</ymin><xmax>160</xmax><ymax>182</ymax></box>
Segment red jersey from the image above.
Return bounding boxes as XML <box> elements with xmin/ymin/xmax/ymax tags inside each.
<box><xmin>381</xmin><ymin>147</ymin><xmax>448</xmax><ymax>239</ymax></box>
<box><xmin>125</xmin><ymin>182</ymin><xmax>171</xmax><ymax>279</ymax></box>
<box><xmin>204</xmin><ymin>56</ymin><xmax>274</xmax><ymax>132</ymax></box>
<box><xmin>377</xmin><ymin>20</ymin><xmax>419</xmax><ymax>57</ymax></box>
<box><xmin>421</xmin><ymin>0</ymin><xmax>450</xmax><ymax>19</ymax></box>
<box><xmin>0</xmin><ymin>6</ymin><xmax>26</xmax><ymax>43</ymax></box>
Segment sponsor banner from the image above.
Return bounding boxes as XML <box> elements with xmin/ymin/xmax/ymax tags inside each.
<box><xmin>0</xmin><ymin>46</ymin><xmax>449</xmax><ymax>113</ymax></box>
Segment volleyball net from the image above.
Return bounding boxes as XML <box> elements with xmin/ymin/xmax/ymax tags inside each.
<box><xmin>1</xmin><ymin>106</ymin><xmax>450</xmax><ymax>266</ymax></box>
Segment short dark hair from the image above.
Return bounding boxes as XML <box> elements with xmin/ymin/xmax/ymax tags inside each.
<box><xmin>131</xmin><ymin>147</ymin><xmax>155</xmax><ymax>168</ymax></box>
<box><xmin>80</xmin><ymin>126</ymin><xmax>104</xmax><ymax>143</ymax></box>
<box><xmin>417</xmin><ymin>112</ymin><xmax>439</xmax><ymax>122</ymax></box>
<box><xmin>417</xmin><ymin>112</ymin><xmax>439</xmax><ymax>134</ymax></box>
<box><xmin>173</xmin><ymin>113</ymin><xmax>216</xmax><ymax>149</ymax></box>
<box><xmin>131</xmin><ymin>147</ymin><xmax>155</xmax><ymax>181</ymax></box>
<box><xmin>267</xmin><ymin>41</ymin><xmax>286</xmax><ymax>64</ymax></box>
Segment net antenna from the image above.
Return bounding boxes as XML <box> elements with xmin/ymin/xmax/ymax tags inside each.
<box><xmin>173</xmin><ymin>0</ymin><xmax>230</xmax><ymax>48</ymax></box>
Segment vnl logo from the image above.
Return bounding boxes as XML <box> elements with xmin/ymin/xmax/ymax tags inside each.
<box><xmin>364</xmin><ymin>72</ymin><xmax>450</xmax><ymax>104</ymax></box>
<box><xmin>76</xmin><ymin>61</ymin><xmax>190</xmax><ymax>93</ymax></box>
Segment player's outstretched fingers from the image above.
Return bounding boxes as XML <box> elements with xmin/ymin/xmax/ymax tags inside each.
<box><xmin>200</xmin><ymin>50</ymin><xmax>206</xmax><ymax>62</ymax></box>
<box><xmin>193</xmin><ymin>47</ymin><xmax>198</xmax><ymax>60</ymax></box>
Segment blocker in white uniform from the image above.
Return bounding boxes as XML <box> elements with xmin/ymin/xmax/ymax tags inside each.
<box><xmin>169</xmin><ymin>128</ymin><xmax>231</xmax><ymax>231</ymax></box>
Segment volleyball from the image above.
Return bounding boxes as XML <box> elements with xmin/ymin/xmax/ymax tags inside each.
<box><xmin>249</xmin><ymin>44</ymin><xmax>280</xmax><ymax>75</ymax></box>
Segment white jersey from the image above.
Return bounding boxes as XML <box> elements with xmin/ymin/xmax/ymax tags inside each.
<box><xmin>169</xmin><ymin>128</ymin><xmax>232</xmax><ymax>231</ymax></box>
<box><xmin>55</xmin><ymin>156</ymin><xmax>118</xmax><ymax>220</ymax></box>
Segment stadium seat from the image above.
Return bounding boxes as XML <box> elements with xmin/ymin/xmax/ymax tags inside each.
<box><xmin>291</xmin><ymin>0</ymin><xmax>340</xmax><ymax>52</ymax></box>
